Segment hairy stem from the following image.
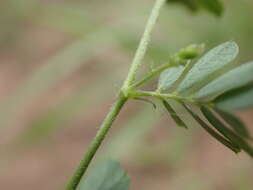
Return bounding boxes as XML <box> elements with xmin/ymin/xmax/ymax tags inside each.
<box><xmin>66</xmin><ymin>0</ymin><xmax>166</xmax><ymax>189</ymax></box>
<box><xmin>66</xmin><ymin>93</ymin><xmax>127</xmax><ymax>190</ymax></box>
<box><xmin>122</xmin><ymin>0</ymin><xmax>166</xmax><ymax>91</ymax></box>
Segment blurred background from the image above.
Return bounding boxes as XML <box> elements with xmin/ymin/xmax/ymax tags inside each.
<box><xmin>0</xmin><ymin>0</ymin><xmax>253</xmax><ymax>189</ymax></box>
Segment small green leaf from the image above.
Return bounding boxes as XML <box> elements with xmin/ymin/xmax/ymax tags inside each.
<box><xmin>158</xmin><ymin>65</ymin><xmax>185</xmax><ymax>91</ymax></box>
<box><xmin>201</xmin><ymin>107</ymin><xmax>241</xmax><ymax>144</ymax></box>
<box><xmin>214</xmin><ymin>108</ymin><xmax>251</xmax><ymax>139</ymax></box>
<box><xmin>167</xmin><ymin>0</ymin><xmax>199</xmax><ymax>12</ymax></box>
<box><xmin>215</xmin><ymin>83</ymin><xmax>253</xmax><ymax>111</ymax></box>
<box><xmin>167</xmin><ymin>0</ymin><xmax>224</xmax><ymax>16</ymax></box>
<box><xmin>182</xmin><ymin>104</ymin><xmax>240</xmax><ymax>153</ymax></box>
<box><xmin>201</xmin><ymin>106</ymin><xmax>253</xmax><ymax>158</ymax></box>
<box><xmin>197</xmin><ymin>0</ymin><xmax>223</xmax><ymax>16</ymax></box>
<box><xmin>134</xmin><ymin>97</ymin><xmax>157</xmax><ymax>109</ymax></box>
<box><xmin>162</xmin><ymin>100</ymin><xmax>188</xmax><ymax>129</ymax></box>
<box><xmin>78</xmin><ymin>160</ymin><xmax>130</xmax><ymax>190</ymax></box>
<box><xmin>176</xmin><ymin>41</ymin><xmax>239</xmax><ymax>95</ymax></box>
<box><xmin>196</xmin><ymin>61</ymin><xmax>253</xmax><ymax>98</ymax></box>
<box><xmin>158</xmin><ymin>44</ymin><xmax>205</xmax><ymax>91</ymax></box>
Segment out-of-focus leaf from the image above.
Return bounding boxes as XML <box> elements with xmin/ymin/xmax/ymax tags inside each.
<box><xmin>77</xmin><ymin>160</ymin><xmax>130</xmax><ymax>190</ymax></box>
<box><xmin>214</xmin><ymin>108</ymin><xmax>251</xmax><ymax>139</ymax></box>
<box><xmin>176</xmin><ymin>41</ymin><xmax>239</xmax><ymax>95</ymax></box>
<box><xmin>196</xmin><ymin>62</ymin><xmax>253</xmax><ymax>98</ymax></box>
<box><xmin>158</xmin><ymin>66</ymin><xmax>185</xmax><ymax>91</ymax></box>
<box><xmin>167</xmin><ymin>0</ymin><xmax>224</xmax><ymax>16</ymax></box>
<box><xmin>162</xmin><ymin>100</ymin><xmax>188</xmax><ymax>128</ymax></box>
<box><xmin>215</xmin><ymin>83</ymin><xmax>253</xmax><ymax>111</ymax></box>
<box><xmin>182</xmin><ymin>104</ymin><xmax>240</xmax><ymax>153</ymax></box>
<box><xmin>167</xmin><ymin>0</ymin><xmax>199</xmax><ymax>12</ymax></box>
<box><xmin>201</xmin><ymin>106</ymin><xmax>253</xmax><ymax>157</ymax></box>
<box><xmin>197</xmin><ymin>0</ymin><xmax>223</xmax><ymax>16</ymax></box>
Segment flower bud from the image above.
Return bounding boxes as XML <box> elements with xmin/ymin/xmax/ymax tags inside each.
<box><xmin>178</xmin><ymin>44</ymin><xmax>205</xmax><ymax>60</ymax></box>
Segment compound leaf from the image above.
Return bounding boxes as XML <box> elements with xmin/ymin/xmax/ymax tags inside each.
<box><xmin>214</xmin><ymin>108</ymin><xmax>251</xmax><ymax>139</ymax></box>
<box><xmin>158</xmin><ymin>66</ymin><xmax>185</xmax><ymax>91</ymax></box>
<box><xmin>182</xmin><ymin>104</ymin><xmax>240</xmax><ymax>153</ymax></box>
<box><xmin>196</xmin><ymin>61</ymin><xmax>253</xmax><ymax>98</ymax></box>
<box><xmin>162</xmin><ymin>100</ymin><xmax>188</xmax><ymax>128</ymax></box>
<box><xmin>78</xmin><ymin>160</ymin><xmax>130</xmax><ymax>190</ymax></box>
<box><xmin>176</xmin><ymin>41</ymin><xmax>239</xmax><ymax>95</ymax></box>
<box><xmin>201</xmin><ymin>106</ymin><xmax>253</xmax><ymax>158</ymax></box>
<box><xmin>214</xmin><ymin>83</ymin><xmax>253</xmax><ymax>111</ymax></box>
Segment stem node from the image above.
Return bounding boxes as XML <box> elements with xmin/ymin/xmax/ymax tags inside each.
<box><xmin>66</xmin><ymin>0</ymin><xmax>166</xmax><ymax>189</ymax></box>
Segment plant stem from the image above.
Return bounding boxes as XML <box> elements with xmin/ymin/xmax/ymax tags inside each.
<box><xmin>129</xmin><ymin>62</ymin><xmax>175</xmax><ymax>89</ymax></box>
<box><xmin>66</xmin><ymin>93</ymin><xmax>127</xmax><ymax>190</ymax></box>
<box><xmin>129</xmin><ymin>90</ymin><xmax>214</xmax><ymax>106</ymax></box>
<box><xmin>129</xmin><ymin>90</ymin><xmax>195</xmax><ymax>103</ymax></box>
<box><xmin>122</xmin><ymin>0</ymin><xmax>166</xmax><ymax>91</ymax></box>
<box><xmin>66</xmin><ymin>0</ymin><xmax>166</xmax><ymax>189</ymax></box>
<box><xmin>130</xmin><ymin>90</ymin><xmax>180</xmax><ymax>100</ymax></box>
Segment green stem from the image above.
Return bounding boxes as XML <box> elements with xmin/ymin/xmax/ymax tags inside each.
<box><xmin>129</xmin><ymin>90</ymin><xmax>195</xmax><ymax>103</ymax></box>
<box><xmin>129</xmin><ymin>62</ymin><xmax>175</xmax><ymax>89</ymax></box>
<box><xmin>129</xmin><ymin>90</ymin><xmax>214</xmax><ymax>107</ymax></box>
<box><xmin>66</xmin><ymin>0</ymin><xmax>166</xmax><ymax>189</ymax></box>
<box><xmin>66</xmin><ymin>93</ymin><xmax>127</xmax><ymax>190</ymax></box>
<box><xmin>122</xmin><ymin>0</ymin><xmax>166</xmax><ymax>91</ymax></box>
<box><xmin>130</xmin><ymin>90</ymin><xmax>180</xmax><ymax>100</ymax></box>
